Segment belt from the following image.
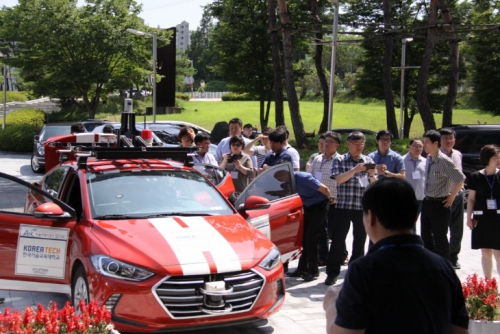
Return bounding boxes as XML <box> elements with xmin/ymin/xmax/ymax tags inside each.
<box><xmin>424</xmin><ymin>196</ymin><xmax>447</xmax><ymax>201</ymax></box>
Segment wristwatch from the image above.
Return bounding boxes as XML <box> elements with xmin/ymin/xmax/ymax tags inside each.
<box><xmin>384</xmin><ymin>171</ymin><xmax>388</xmax><ymax>176</ymax></box>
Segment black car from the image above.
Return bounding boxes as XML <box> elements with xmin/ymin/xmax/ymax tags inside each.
<box><xmin>330</xmin><ymin>128</ymin><xmax>377</xmax><ymax>137</ymax></box>
<box><xmin>31</xmin><ymin>124</ymin><xmax>72</xmax><ymax>173</ymax></box>
<box><xmin>450</xmin><ymin>124</ymin><xmax>500</xmax><ymax>178</ymax></box>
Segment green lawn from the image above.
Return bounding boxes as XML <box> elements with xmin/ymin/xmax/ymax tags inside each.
<box><xmin>144</xmin><ymin>100</ymin><xmax>499</xmax><ymax>140</ymax></box>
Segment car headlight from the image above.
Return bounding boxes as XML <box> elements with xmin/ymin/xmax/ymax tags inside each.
<box><xmin>90</xmin><ymin>255</ymin><xmax>155</xmax><ymax>281</ymax></box>
<box><xmin>37</xmin><ymin>146</ymin><xmax>44</xmax><ymax>156</ymax></box>
<box><xmin>258</xmin><ymin>244</ymin><xmax>281</xmax><ymax>271</ymax></box>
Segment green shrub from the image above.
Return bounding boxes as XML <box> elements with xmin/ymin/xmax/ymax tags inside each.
<box><xmin>0</xmin><ymin>123</ymin><xmax>42</xmax><ymax>152</ymax></box>
<box><xmin>176</xmin><ymin>93</ymin><xmax>190</xmax><ymax>101</ymax></box>
<box><xmin>204</xmin><ymin>80</ymin><xmax>227</xmax><ymax>92</ymax></box>
<box><xmin>7</xmin><ymin>108</ymin><xmax>46</xmax><ymax>127</ymax></box>
<box><xmin>0</xmin><ymin>91</ymin><xmax>37</xmax><ymax>103</ymax></box>
<box><xmin>0</xmin><ymin>108</ymin><xmax>45</xmax><ymax>151</ymax></box>
<box><xmin>221</xmin><ymin>92</ymin><xmax>256</xmax><ymax>101</ymax></box>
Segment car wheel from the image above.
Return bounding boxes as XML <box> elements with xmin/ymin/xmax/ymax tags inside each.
<box><xmin>30</xmin><ymin>154</ymin><xmax>43</xmax><ymax>173</ymax></box>
<box><xmin>72</xmin><ymin>266</ymin><xmax>90</xmax><ymax>313</ymax></box>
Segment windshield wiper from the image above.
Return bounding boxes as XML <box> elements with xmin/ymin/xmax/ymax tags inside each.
<box><xmin>144</xmin><ymin>213</ymin><xmax>215</xmax><ymax>218</ymax></box>
<box><xmin>93</xmin><ymin>214</ymin><xmax>140</xmax><ymax>220</ymax></box>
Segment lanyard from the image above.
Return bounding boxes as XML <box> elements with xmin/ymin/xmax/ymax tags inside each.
<box><xmin>378</xmin><ymin>243</ymin><xmax>423</xmax><ymax>251</ymax></box>
<box><xmin>484</xmin><ymin>170</ymin><xmax>497</xmax><ymax>199</ymax></box>
<box><xmin>410</xmin><ymin>158</ymin><xmax>419</xmax><ymax>172</ymax></box>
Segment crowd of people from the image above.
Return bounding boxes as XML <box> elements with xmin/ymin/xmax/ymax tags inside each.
<box><xmin>180</xmin><ymin>119</ymin><xmax>500</xmax><ymax>287</ymax></box>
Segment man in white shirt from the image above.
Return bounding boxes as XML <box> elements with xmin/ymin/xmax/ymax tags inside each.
<box><xmin>192</xmin><ymin>132</ymin><xmax>218</xmax><ymax>166</ymax></box>
<box><xmin>276</xmin><ymin>125</ymin><xmax>300</xmax><ymax>171</ymax></box>
<box><xmin>403</xmin><ymin>138</ymin><xmax>426</xmax><ymax>214</ymax></box>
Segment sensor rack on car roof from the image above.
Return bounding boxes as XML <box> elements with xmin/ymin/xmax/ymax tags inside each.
<box><xmin>58</xmin><ymin>146</ymin><xmax>200</xmax><ymax>169</ymax></box>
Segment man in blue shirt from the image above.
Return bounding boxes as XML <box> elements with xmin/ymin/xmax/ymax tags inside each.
<box><xmin>368</xmin><ymin>130</ymin><xmax>405</xmax><ymax>179</ymax></box>
<box><xmin>260</xmin><ymin>127</ymin><xmax>293</xmax><ymax>171</ymax></box>
<box><xmin>271</xmin><ymin>170</ymin><xmax>334</xmax><ymax>282</ymax></box>
<box><xmin>325</xmin><ymin>178</ymin><xmax>469</xmax><ymax>334</ymax></box>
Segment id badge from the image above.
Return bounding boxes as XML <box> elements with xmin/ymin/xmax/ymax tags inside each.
<box><xmin>412</xmin><ymin>171</ymin><xmax>421</xmax><ymax>180</ymax></box>
<box><xmin>487</xmin><ymin>199</ymin><xmax>498</xmax><ymax>210</ymax></box>
<box><xmin>314</xmin><ymin>172</ymin><xmax>322</xmax><ymax>180</ymax></box>
<box><xmin>359</xmin><ymin>175</ymin><xmax>369</xmax><ymax>187</ymax></box>
<box><xmin>230</xmin><ymin>171</ymin><xmax>239</xmax><ymax>179</ymax></box>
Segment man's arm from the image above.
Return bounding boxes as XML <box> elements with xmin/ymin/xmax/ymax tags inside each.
<box><xmin>243</xmin><ymin>136</ymin><xmax>262</xmax><ymax>155</ymax></box>
<box><xmin>443</xmin><ymin>179</ymin><xmax>465</xmax><ymax>208</ymax></box>
<box><xmin>449</xmin><ymin>324</ymin><xmax>469</xmax><ymax>334</ymax></box>
<box><xmin>329</xmin><ymin>324</ymin><xmax>365</xmax><ymax>334</ymax></box>
<box><xmin>334</xmin><ymin>164</ymin><xmax>365</xmax><ymax>185</ymax></box>
<box><xmin>317</xmin><ymin>183</ymin><xmax>333</xmax><ymax>201</ymax></box>
<box><xmin>386</xmin><ymin>170</ymin><xmax>406</xmax><ymax>179</ymax></box>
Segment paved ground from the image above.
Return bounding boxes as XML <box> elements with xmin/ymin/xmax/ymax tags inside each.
<box><xmin>0</xmin><ymin>151</ymin><xmax>487</xmax><ymax>333</ymax></box>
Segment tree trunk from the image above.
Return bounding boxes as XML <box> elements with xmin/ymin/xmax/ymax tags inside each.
<box><xmin>310</xmin><ymin>0</ymin><xmax>330</xmax><ymax>134</ymax></box>
<box><xmin>382</xmin><ymin>0</ymin><xmax>399</xmax><ymax>138</ymax></box>
<box><xmin>439</xmin><ymin>0</ymin><xmax>459</xmax><ymax>128</ymax></box>
<box><xmin>403</xmin><ymin>106</ymin><xmax>416</xmax><ymax>138</ymax></box>
<box><xmin>265</xmin><ymin>99</ymin><xmax>271</xmax><ymax>128</ymax></box>
<box><xmin>277</xmin><ymin>0</ymin><xmax>308</xmax><ymax>148</ymax></box>
<box><xmin>259</xmin><ymin>97</ymin><xmax>265</xmax><ymax>128</ymax></box>
<box><xmin>416</xmin><ymin>0</ymin><xmax>438</xmax><ymax>132</ymax></box>
<box><xmin>268</xmin><ymin>0</ymin><xmax>285</xmax><ymax>127</ymax></box>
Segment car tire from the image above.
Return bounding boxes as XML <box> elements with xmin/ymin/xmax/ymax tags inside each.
<box><xmin>72</xmin><ymin>266</ymin><xmax>90</xmax><ymax>313</ymax></box>
<box><xmin>30</xmin><ymin>154</ymin><xmax>43</xmax><ymax>173</ymax></box>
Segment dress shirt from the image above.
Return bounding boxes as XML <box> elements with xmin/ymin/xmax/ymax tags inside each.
<box><xmin>403</xmin><ymin>152</ymin><xmax>426</xmax><ymax>200</ymax></box>
<box><xmin>424</xmin><ymin>151</ymin><xmax>465</xmax><ymax>197</ymax></box>
<box><xmin>307</xmin><ymin>152</ymin><xmax>339</xmax><ymax>199</ymax></box>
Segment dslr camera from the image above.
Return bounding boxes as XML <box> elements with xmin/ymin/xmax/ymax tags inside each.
<box><xmin>228</xmin><ymin>153</ymin><xmax>241</xmax><ymax>163</ymax></box>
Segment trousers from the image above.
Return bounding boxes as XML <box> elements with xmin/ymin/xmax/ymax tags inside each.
<box><xmin>326</xmin><ymin>208</ymin><xmax>366</xmax><ymax>277</ymax></box>
<box><xmin>421</xmin><ymin>197</ymin><xmax>451</xmax><ymax>260</ymax></box>
<box><xmin>449</xmin><ymin>192</ymin><xmax>464</xmax><ymax>264</ymax></box>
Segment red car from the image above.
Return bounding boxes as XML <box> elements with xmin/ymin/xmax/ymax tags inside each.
<box><xmin>0</xmin><ymin>134</ymin><xmax>303</xmax><ymax>332</ymax></box>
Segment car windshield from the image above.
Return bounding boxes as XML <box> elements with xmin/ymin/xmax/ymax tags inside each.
<box><xmin>41</xmin><ymin>127</ymin><xmax>71</xmax><ymax>141</ymax></box>
<box><xmin>86</xmin><ymin>170</ymin><xmax>233</xmax><ymax>218</ymax></box>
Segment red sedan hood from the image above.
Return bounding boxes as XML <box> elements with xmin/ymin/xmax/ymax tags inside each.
<box><xmin>90</xmin><ymin>215</ymin><xmax>272</xmax><ymax>276</ymax></box>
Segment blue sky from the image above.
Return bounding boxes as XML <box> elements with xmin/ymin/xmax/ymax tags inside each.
<box><xmin>1</xmin><ymin>0</ymin><xmax>212</xmax><ymax>30</ymax></box>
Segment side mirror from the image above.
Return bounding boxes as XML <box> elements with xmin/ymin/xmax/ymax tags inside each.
<box><xmin>240</xmin><ymin>195</ymin><xmax>271</xmax><ymax>212</ymax></box>
<box><xmin>34</xmin><ymin>135</ymin><xmax>40</xmax><ymax>142</ymax></box>
<box><xmin>33</xmin><ymin>202</ymin><xmax>72</xmax><ymax>218</ymax></box>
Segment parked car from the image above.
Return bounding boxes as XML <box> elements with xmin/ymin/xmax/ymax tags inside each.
<box><xmin>93</xmin><ymin>121</ymin><xmax>218</xmax><ymax>155</ymax></box>
<box><xmin>0</xmin><ymin>135</ymin><xmax>304</xmax><ymax>332</ymax></box>
<box><xmin>448</xmin><ymin>124</ymin><xmax>500</xmax><ymax>178</ymax></box>
<box><xmin>31</xmin><ymin>124</ymin><xmax>72</xmax><ymax>173</ymax></box>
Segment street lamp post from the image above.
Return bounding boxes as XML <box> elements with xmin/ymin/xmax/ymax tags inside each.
<box><xmin>327</xmin><ymin>0</ymin><xmax>340</xmax><ymax>131</ymax></box>
<box><xmin>126</xmin><ymin>28</ymin><xmax>157</xmax><ymax>123</ymax></box>
<box><xmin>1</xmin><ymin>52</ymin><xmax>6</xmax><ymax>130</ymax></box>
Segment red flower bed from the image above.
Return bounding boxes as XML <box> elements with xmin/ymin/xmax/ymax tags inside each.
<box><xmin>462</xmin><ymin>273</ymin><xmax>500</xmax><ymax>320</ymax></box>
<box><xmin>0</xmin><ymin>300</ymin><xmax>118</xmax><ymax>334</ymax></box>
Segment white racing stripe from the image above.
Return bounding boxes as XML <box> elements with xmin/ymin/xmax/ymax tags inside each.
<box><xmin>150</xmin><ymin>217</ymin><xmax>242</xmax><ymax>275</ymax></box>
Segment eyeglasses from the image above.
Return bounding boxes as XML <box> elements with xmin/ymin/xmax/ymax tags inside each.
<box><xmin>348</xmin><ymin>141</ymin><xmax>365</xmax><ymax>147</ymax></box>
<box><xmin>324</xmin><ymin>140</ymin><xmax>338</xmax><ymax>144</ymax></box>
<box><xmin>378</xmin><ymin>139</ymin><xmax>391</xmax><ymax>143</ymax></box>
<box><xmin>411</xmin><ymin>145</ymin><xmax>423</xmax><ymax>149</ymax></box>
<box><xmin>231</xmin><ymin>143</ymin><xmax>242</xmax><ymax>147</ymax></box>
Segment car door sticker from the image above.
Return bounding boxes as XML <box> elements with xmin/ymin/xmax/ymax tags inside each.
<box><xmin>15</xmin><ymin>225</ymin><xmax>69</xmax><ymax>279</ymax></box>
<box><xmin>150</xmin><ymin>217</ymin><xmax>242</xmax><ymax>276</ymax></box>
<box><xmin>247</xmin><ymin>215</ymin><xmax>271</xmax><ymax>240</ymax></box>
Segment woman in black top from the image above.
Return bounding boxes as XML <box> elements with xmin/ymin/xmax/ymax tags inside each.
<box><xmin>466</xmin><ymin>145</ymin><xmax>500</xmax><ymax>278</ymax></box>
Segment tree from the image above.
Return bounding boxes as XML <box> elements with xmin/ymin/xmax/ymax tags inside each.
<box><xmin>207</xmin><ymin>0</ymin><xmax>276</xmax><ymax>129</ymax></box>
<box><xmin>467</xmin><ymin>0</ymin><xmax>500</xmax><ymax>115</ymax></box>
<box><xmin>277</xmin><ymin>0</ymin><xmax>308</xmax><ymax>148</ymax></box>
<box><xmin>2</xmin><ymin>0</ymin><xmax>171</xmax><ymax>119</ymax></box>
<box><xmin>268</xmin><ymin>0</ymin><xmax>285</xmax><ymax>127</ymax></box>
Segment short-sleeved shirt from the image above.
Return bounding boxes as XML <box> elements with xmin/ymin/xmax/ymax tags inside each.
<box><xmin>307</xmin><ymin>152</ymin><xmax>338</xmax><ymax>199</ymax></box>
<box><xmin>403</xmin><ymin>153</ymin><xmax>426</xmax><ymax>200</ymax></box>
<box><xmin>285</xmin><ymin>145</ymin><xmax>300</xmax><ymax>170</ymax></box>
<box><xmin>252</xmin><ymin>145</ymin><xmax>270</xmax><ymax>168</ymax></box>
<box><xmin>440</xmin><ymin>147</ymin><xmax>463</xmax><ymax>189</ymax></box>
<box><xmin>261</xmin><ymin>148</ymin><xmax>293</xmax><ymax>168</ymax></box>
<box><xmin>368</xmin><ymin>149</ymin><xmax>405</xmax><ymax>179</ymax></box>
<box><xmin>335</xmin><ymin>234</ymin><xmax>469</xmax><ymax>333</ymax></box>
<box><xmin>223</xmin><ymin>153</ymin><xmax>252</xmax><ymax>193</ymax></box>
<box><xmin>331</xmin><ymin>152</ymin><xmax>374</xmax><ymax>210</ymax></box>
<box><xmin>294</xmin><ymin>172</ymin><xmax>327</xmax><ymax>207</ymax></box>
<box><xmin>215</xmin><ymin>136</ymin><xmax>258</xmax><ymax>170</ymax></box>
<box><xmin>425</xmin><ymin>151</ymin><xmax>465</xmax><ymax>197</ymax></box>
<box><xmin>192</xmin><ymin>152</ymin><xmax>218</xmax><ymax>166</ymax></box>
<box><xmin>307</xmin><ymin>152</ymin><xmax>320</xmax><ymax>165</ymax></box>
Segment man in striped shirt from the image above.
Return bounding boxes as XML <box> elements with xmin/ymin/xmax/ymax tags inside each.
<box><xmin>421</xmin><ymin>130</ymin><xmax>465</xmax><ymax>261</ymax></box>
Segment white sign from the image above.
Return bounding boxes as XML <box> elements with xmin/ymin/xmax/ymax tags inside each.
<box><xmin>16</xmin><ymin>225</ymin><xmax>69</xmax><ymax>279</ymax></box>
<box><xmin>185</xmin><ymin>76</ymin><xmax>194</xmax><ymax>85</ymax></box>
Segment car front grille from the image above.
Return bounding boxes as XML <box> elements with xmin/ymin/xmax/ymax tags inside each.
<box><xmin>154</xmin><ymin>270</ymin><xmax>265</xmax><ymax>319</ymax></box>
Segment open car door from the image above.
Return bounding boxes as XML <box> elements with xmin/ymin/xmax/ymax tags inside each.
<box><xmin>0</xmin><ymin>172</ymin><xmax>76</xmax><ymax>291</ymax></box>
<box><xmin>194</xmin><ymin>163</ymin><xmax>235</xmax><ymax>198</ymax></box>
<box><xmin>234</xmin><ymin>163</ymin><xmax>303</xmax><ymax>265</ymax></box>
